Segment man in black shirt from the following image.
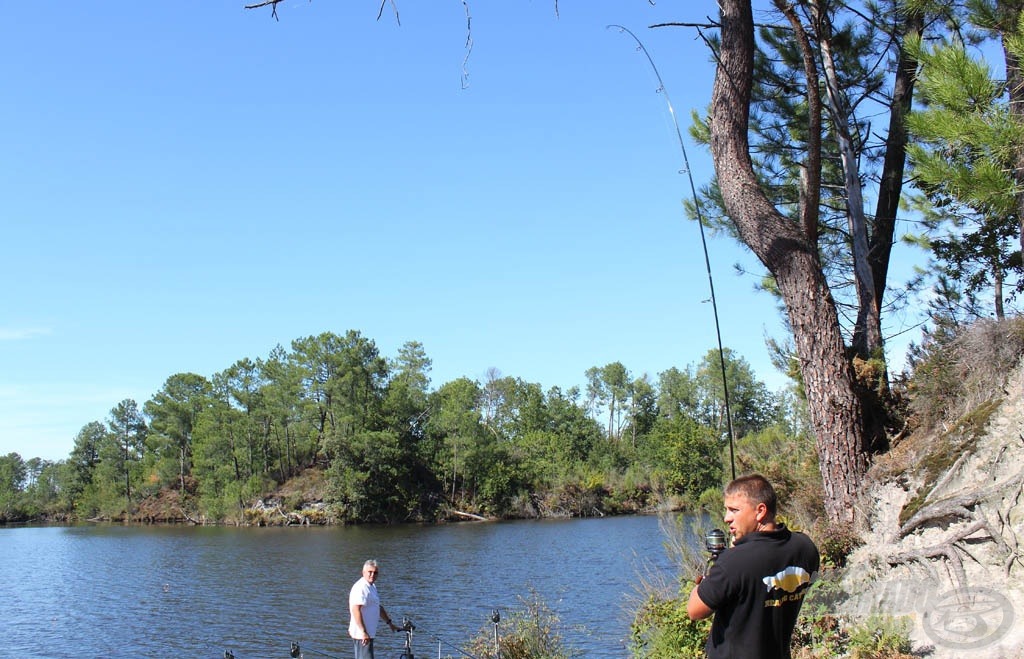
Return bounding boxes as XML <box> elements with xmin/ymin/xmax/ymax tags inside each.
<box><xmin>687</xmin><ymin>474</ymin><xmax>819</xmax><ymax>659</ymax></box>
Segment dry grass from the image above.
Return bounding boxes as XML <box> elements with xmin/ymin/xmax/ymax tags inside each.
<box><xmin>907</xmin><ymin>317</ymin><xmax>1024</xmax><ymax>433</ymax></box>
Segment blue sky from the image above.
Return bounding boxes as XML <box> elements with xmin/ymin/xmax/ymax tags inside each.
<box><xmin>0</xmin><ymin>1</ymin><xmax>915</xmax><ymax>462</ymax></box>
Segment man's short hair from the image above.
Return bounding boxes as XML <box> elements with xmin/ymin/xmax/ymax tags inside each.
<box><xmin>725</xmin><ymin>474</ymin><xmax>778</xmax><ymax>517</ymax></box>
<box><xmin>363</xmin><ymin>559</ymin><xmax>378</xmax><ymax>569</ymax></box>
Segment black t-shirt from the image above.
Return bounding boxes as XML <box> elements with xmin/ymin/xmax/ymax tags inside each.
<box><xmin>696</xmin><ymin>525</ymin><xmax>819</xmax><ymax>659</ymax></box>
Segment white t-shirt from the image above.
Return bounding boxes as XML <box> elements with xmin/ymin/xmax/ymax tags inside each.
<box><xmin>348</xmin><ymin>577</ymin><xmax>381</xmax><ymax>639</ymax></box>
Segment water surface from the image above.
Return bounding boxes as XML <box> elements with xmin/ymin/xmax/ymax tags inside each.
<box><xmin>1</xmin><ymin>515</ymin><xmax>688</xmax><ymax>658</ymax></box>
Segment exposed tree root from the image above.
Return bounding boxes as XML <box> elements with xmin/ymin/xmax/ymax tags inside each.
<box><xmin>886</xmin><ymin>470</ymin><xmax>1024</xmax><ymax>599</ymax></box>
<box><xmin>899</xmin><ymin>473</ymin><xmax>1024</xmax><ymax>537</ymax></box>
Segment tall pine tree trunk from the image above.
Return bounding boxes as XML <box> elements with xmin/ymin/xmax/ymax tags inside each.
<box><xmin>710</xmin><ymin>0</ymin><xmax>869</xmax><ymax>524</ymax></box>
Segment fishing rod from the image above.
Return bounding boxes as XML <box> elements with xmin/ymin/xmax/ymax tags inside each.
<box><xmin>608</xmin><ymin>24</ymin><xmax>737</xmax><ymax>481</ymax></box>
<box><xmin>288</xmin><ymin>616</ymin><xmax>483</xmax><ymax>659</ymax></box>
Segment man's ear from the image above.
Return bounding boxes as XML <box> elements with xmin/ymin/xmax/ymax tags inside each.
<box><xmin>755</xmin><ymin>502</ymin><xmax>768</xmax><ymax>523</ymax></box>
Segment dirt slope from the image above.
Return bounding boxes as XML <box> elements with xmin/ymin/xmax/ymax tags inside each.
<box><xmin>831</xmin><ymin>356</ymin><xmax>1024</xmax><ymax>658</ymax></box>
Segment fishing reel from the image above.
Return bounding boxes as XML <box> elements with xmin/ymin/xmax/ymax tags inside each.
<box><xmin>700</xmin><ymin>528</ymin><xmax>727</xmax><ymax>578</ymax></box>
<box><xmin>705</xmin><ymin>528</ymin><xmax>727</xmax><ymax>560</ymax></box>
<box><xmin>399</xmin><ymin>617</ymin><xmax>417</xmax><ymax>659</ymax></box>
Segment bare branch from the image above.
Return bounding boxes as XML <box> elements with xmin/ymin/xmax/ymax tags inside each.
<box><xmin>244</xmin><ymin>0</ymin><xmax>284</xmax><ymax>21</ymax></box>
<box><xmin>650</xmin><ymin>20</ymin><xmax>721</xmax><ymax>30</ymax></box>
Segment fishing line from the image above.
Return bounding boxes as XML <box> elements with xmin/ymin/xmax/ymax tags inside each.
<box><xmin>608</xmin><ymin>24</ymin><xmax>737</xmax><ymax>481</ymax></box>
<box><xmin>413</xmin><ymin>623</ymin><xmax>483</xmax><ymax>659</ymax></box>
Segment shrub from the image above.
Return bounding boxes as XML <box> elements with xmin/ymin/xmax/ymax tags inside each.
<box><xmin>462</xmin><ymin>588</ymin><xmax>576</xmax><ymax>659</ymax></box>
<box><xmin>629</xmin><ymin>514</ymin><xmax>713</xmax><ymax>658</ymax></box>
<box><xmin>815</xmin><ymin>522</ymin><xmax>862</xmax><ymax>568</ymax></box>
<box><xmin>907</xmin><ymin>317</ymin><xmax>1024</xmax><ymax>431</ymax></box>
<box><xmin>696</xmin><ymin>486</ymin><xmax>723</xmax><ymax>513</ymax></box>
<box><xmin>629</xmin><ymin>586</ymin><xmax>709</xmax><ymax>658</ymax></box>
<box><xmin>792</xmin><ymin>577</ymin><xmax>850</xmax><ymax>657</ymax></box>
<box><xmin>846</xmin><ymin>615</ymin><xmax>914</xmax><ymax>658</ymax></box>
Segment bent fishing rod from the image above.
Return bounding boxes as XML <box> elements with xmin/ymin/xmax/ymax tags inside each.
<box><xmin>608</xmin><ymin>24</ymin><xmax>737</xmax><ymax>481</ymax></box>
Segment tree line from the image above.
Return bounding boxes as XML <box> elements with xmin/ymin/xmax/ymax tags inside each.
<box><xmin>11</xmin><ymin>0</ymin><xmax>1024</xmax><ymax>531</ymax></box>
<box><xmin>0</xmin><ymin>332</ymin><xmax>805</xmax><ymax>525</ymax></box>
<box><xmin>237</xmin><ymin>0</ymin><xmax>1024</xmax><ymax>534</ymax></box>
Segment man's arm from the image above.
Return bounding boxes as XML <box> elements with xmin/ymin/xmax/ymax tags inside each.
<box><xmin>379</xmin><ymin>605</ymin><xmax>397</xmax><ymax>630</ymax></box>
<box><xmin>686</xmin><ymin>583</ymin><xmax>714</xmax><ymax>621</ymax></box>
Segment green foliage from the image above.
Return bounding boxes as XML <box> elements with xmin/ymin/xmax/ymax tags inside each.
<box><xmin>326</xmin><ymin>430</ymin><xmax>410</xmax><ymax>522</ymax></box>
<box><xmin>734</xmin><ymin>424</ymin><xmax>823</xmax><ymax>525</ymax></box>
<box><xmin>814</xmin><ymin>523</ymin><xmax>861</xmax><ymax>569</ymax></box>
<box><xmin>471</xmin><ymin>447</ymin><xmax>532</xmax><ymax>515</ymax></box>
<box><xmin>790</xmin><ymin>584</ymin><xmax>849</xmax><ymax>658</ymax></box>
<box><xmin>627</xmin><ymin>545</ymin><xmax>910</xmax><ymax>659</ymax></box>
<box><xmin>629</xmin><ymin>585</ymin><xmax>709</xmax><ymax>658</ymax></box>
<box><xmin>694</xmin><ymin>349</ymin><xmax>777</xmax><ymax>439</ymax></box>
<box><xmin>904</xmin><ymin>12</ymin><xmax>1024</xmax><ymax>318</ymax></box>
<box><xmin>845</xmin><ymin>615</ymin><xmax>914</xmax><ymax>658</ymax></box>
<box><xmin>639</xmin><ymin>416</ymin><xmax>723</xmax><ymax>503</ymax></box>
<box><xmin>657</xmin><ymin>350</ymin><xmax>776</xmax><ymax>441</ymax></box>
<box><xmin>584</xmin><ymin>362</ymin><xmax>630</xmax><ymax>440</ymax></box>
<box><xmin>792</xmin><ymin>580</ymin><xmax>914</xmax><ymax>658</ymax></box>
<box><xmin>463</xmin><ymin>589</ymin><xmax>577</xmax><ymax>659</ymax></box>
<box><xmin>628</xmin><ymin>513</ymin><xmax>714</xmax><ymax>658</ymax></box>
<box><xmin>695</xmin><ymin>486</ymin><xmax>723</xmax><ymax>513</ymax></box>
<box><xmin>11</xmin><ymin>320</ymin><xmax>794</xmax><ymax>525</ymax></box>
<box><xmin>144</xmin><ymin>372</ymin><xmax>213</xmax><ymax>495</ymax></box>
<box><xmin>0</xmin><ymin>452</ymin><xmax>27</xmax><ymax>523</ymax></box>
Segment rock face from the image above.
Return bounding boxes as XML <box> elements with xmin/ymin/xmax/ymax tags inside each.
<box><xmin>829</xmin><ymin>357</ymin><xmax>1024</xmax><ymax>658</ymax></box>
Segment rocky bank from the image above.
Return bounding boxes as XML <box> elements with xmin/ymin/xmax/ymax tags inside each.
<box><xmin>828</xmin><ymin>348</ymin><xmax>1024</xmax><ymax>658</ymax></box>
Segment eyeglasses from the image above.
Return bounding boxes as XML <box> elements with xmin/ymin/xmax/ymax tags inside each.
<box><xmin>366</xmin><ymin>570</ymin><xmax>379</xmax><ymax>575</ymax></box>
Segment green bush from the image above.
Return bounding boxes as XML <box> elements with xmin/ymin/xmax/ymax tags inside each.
<box><xmin>463</xmin><ymin>589</ymin><xmax>576</xmax><ymax>659</ymax></box>
<box><xmin>815</xmin><ymin>522</ymin><xmax>862</xmax><ymax>568</ymax></box>
<box><xmin>629</xmin><ymin>585</ymin><xmax>709</xmax><ymax>658</ymax></box>
<box><xmin>846</xmin><ymin>615</ymin><xmax>914</xmax><ymax>658</ymax></box>
<box><xmin>791</xmin><ymin>578</ymin><xmax>850</xmax><ymax>657</ymax></box>
<box><xmin>696</xmin><ymin>486</ymin><xmax>723</xmax><ymax>513</ymax></box>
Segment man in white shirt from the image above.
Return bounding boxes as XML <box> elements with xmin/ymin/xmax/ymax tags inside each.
<box><xmin>348</xmin><ymin>559</ymin><xmax>399</xmax><ymax>659</ymax></box>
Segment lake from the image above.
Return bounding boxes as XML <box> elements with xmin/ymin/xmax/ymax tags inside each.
<box><xmin>0</xmin><ymin>515</ymin><xmax>697</xmax><ymax>658</ymax></box>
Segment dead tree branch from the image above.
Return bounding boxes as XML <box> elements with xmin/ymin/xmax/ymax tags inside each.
<box><xmin>244</xmin><ymin>0</ymin><xmax>284</xmax><ymax>21</ymax></box>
